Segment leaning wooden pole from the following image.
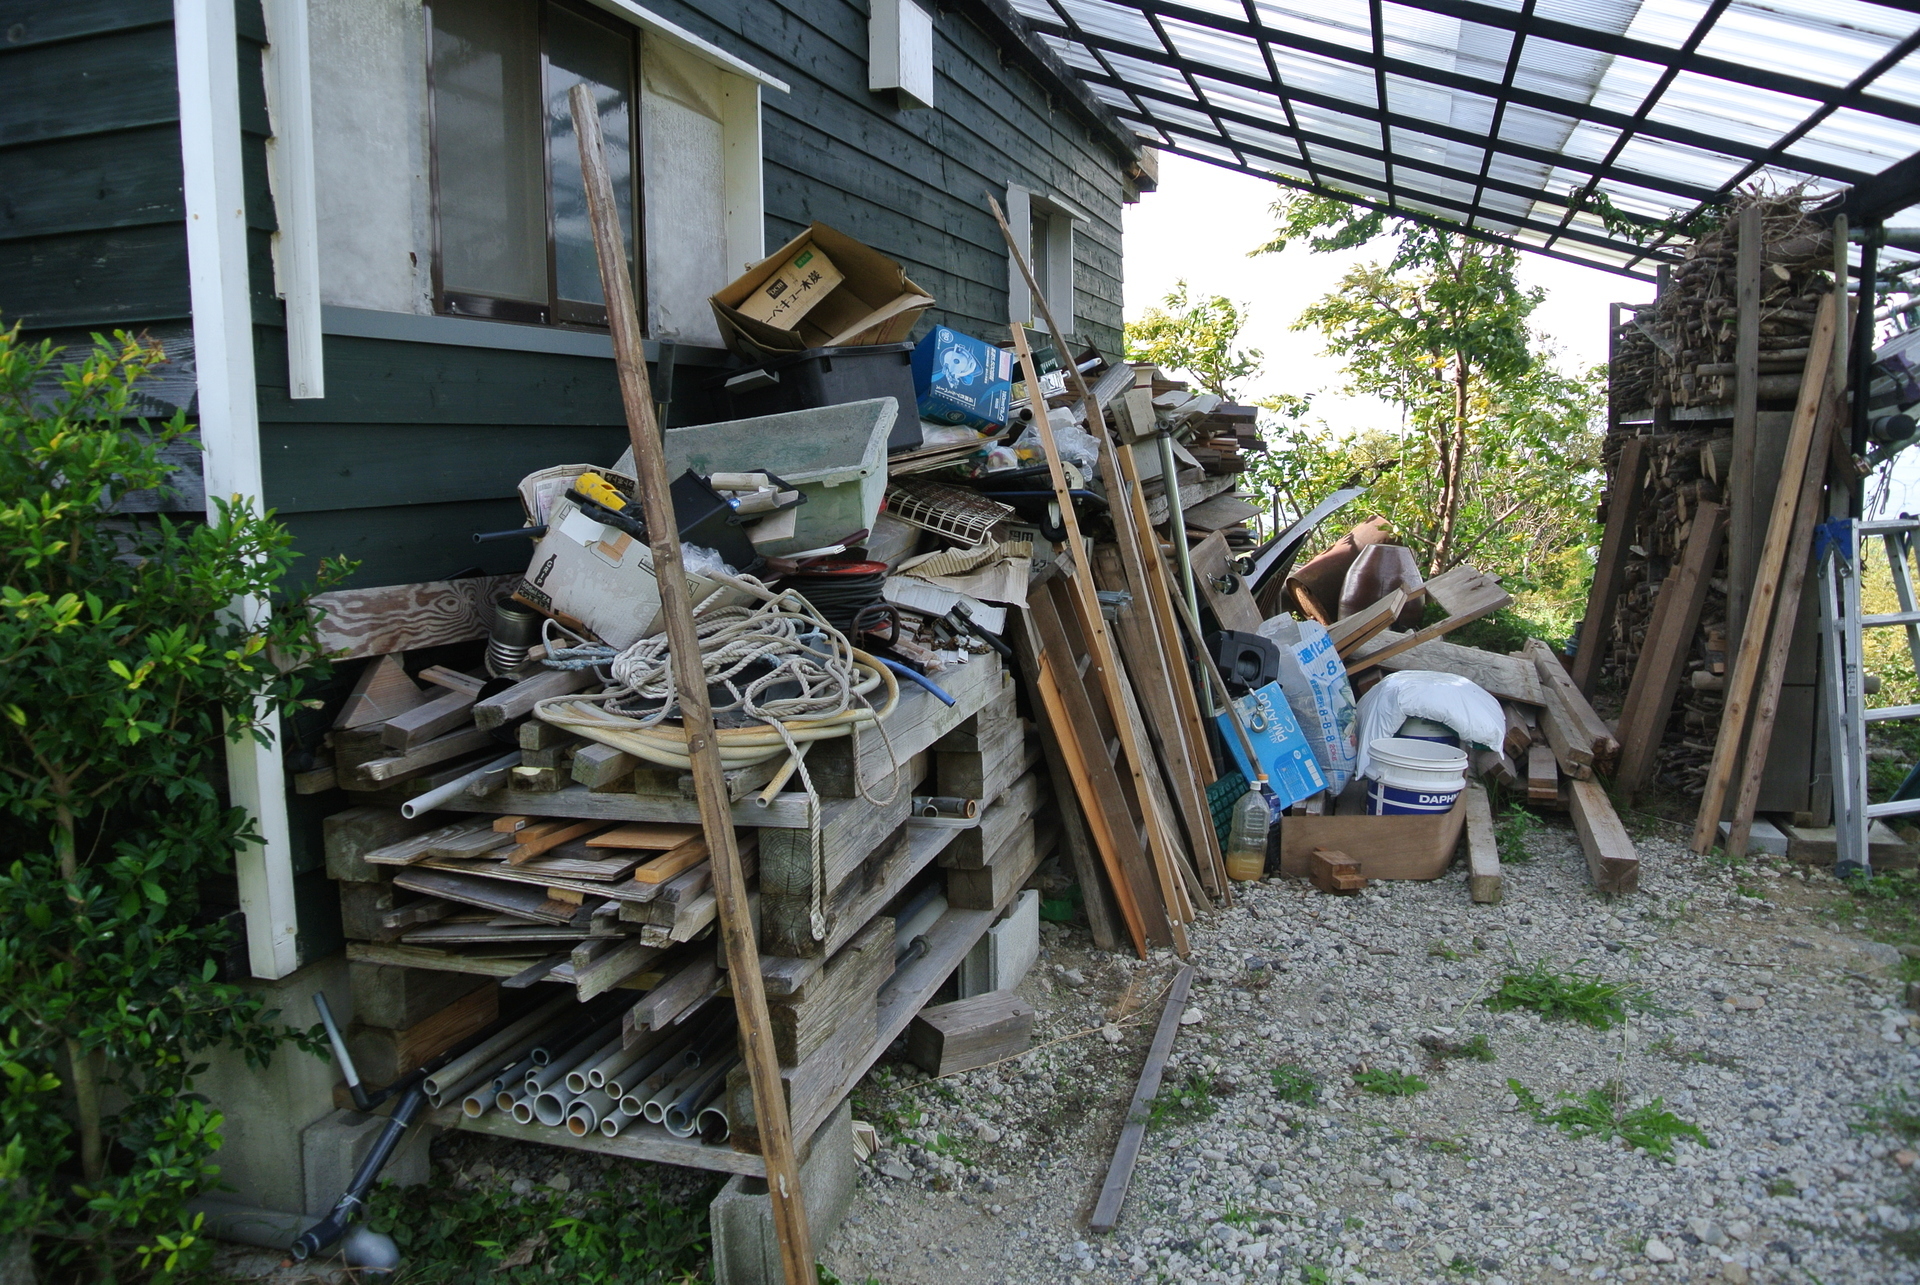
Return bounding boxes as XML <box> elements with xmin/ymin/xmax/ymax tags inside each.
<box><xmin>569</xmin><ymin>85</ymin><xmax>813</xmax><ymax>1284</ymax></box>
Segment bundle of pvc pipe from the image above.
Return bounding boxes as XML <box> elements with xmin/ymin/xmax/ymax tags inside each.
<box><xmin>454</xmin><ymin>1003</ymin><xmax>602</xmax><ymax>1116</ymax></box>
<box><xmin>425</xmin><ymin>994</ymin><xmax>572</xmax><ymax>1107</ymax></box>
<box><xmin>663</xmin><ymin>1053</ymin><xmax>740</xmax><ymax>1137</ymax></box>
<box><xmin>565</xmin><ymin>1089</ymin><xmax>618</xmax><ymax>1136</ymax></box>
<box><xmin>583</xmin><ymin>1022</ymin><xmax>671</xmax><ymax>1091</ymax></box>
<box><xmin>564</xmin><ymin>1031</ymin><xmax>629</xmax><ymax>1095</ymax></box>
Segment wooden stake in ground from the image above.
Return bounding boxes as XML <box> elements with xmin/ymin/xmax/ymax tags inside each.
<box><xmin>1571</xmin><ymin>436</ymin><xmax>1647</xmax><ymax>696</ymax></box>
<box><xmin>1090</xmin><ymin>964</ymin><xmax>1194</xmax><ymax>1233</ymax></box>
<box><xmin>569</xmin><ymin>85</ymin><xmax>811</xmax><ymax>1284</ymax></box>
<box><xmin>1690</xmin><ymin>292</ymin><xmax>1838</xmax><ymax>854</ymax></box>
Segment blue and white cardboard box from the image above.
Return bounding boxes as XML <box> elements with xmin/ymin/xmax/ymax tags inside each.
<box><xmin>912</xmin><ymin>326</ymin><xmax>1013</xmax><ymax>431</ymax></box>
<box><xmin>1216</xmin><ymin>681</ymin><xmax>1329</xmax><ymax>810</ymax></box>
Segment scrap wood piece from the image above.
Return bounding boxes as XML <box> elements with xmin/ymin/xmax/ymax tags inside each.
<box><xmin>1188</xmin><ymin>530</ymin><xmax>1261</xmax><ymax>633</ymax></box>
<box><xmin>353</xmin><ymin>725</ymin><xmax>496</xmax><ymax>784</ymax></box>
<box><xmin>334</xmin><ymin>653</ymin><xmax>427</xmax><ymax>730</ymax></box>
<box><xmin>907</xmin><ymin>989</ymin><xmax>1034</xmax><ymax>1077</ymax></box>
<box><xmin>309</xmin><ymin>573</ymin><xmax>520</xmax><ymax>662</ymax></box>
<box><xmin>418</xmin><ymin>665</ymin><xmax>487</xmax><ymax>697</ymax></box>
<box><xmin>1526</xmin><ymin>745</ymin><xmax>1559</xmax><ymax>803</ymax></box>
<box><xmin>1501</xmin><ymin>702</ymin><xmax>1538</xmax><ymax>760</ymax></box>
<box><xmin>625</xmin><ymin>951</ymin><xmax>722</xmax><ymax>1034</ymax></box>
<box><xmin>473</xmin><ymin>667</ymin><xmax>596</xmax><ymax>731</ymax></box>
<box><xmin>1569</xmin><ymin>776</ymin><xmax>1639</xmax><ymax>894</ymax></box>
<box><xmin>632</xmin><ymin>836</ymin><xmax>711</xmax><ymax>884</ymax></box>
<box><xmin>381</xmin><ymin>686</ymin><xmax>480</xmax><ymax>752</ymax></box>
<box><xmin>1325</xmin><ymin>588</ymin><xmax>1412</xmax><ymax>657</ymax></box>
<box><xmin>1570</xmin><ymin>436</ymin><xmax>1648</xmax><ymax>696</ymax></box>
<box><xmin>1522</xmin><ymin>638</ymin><xmax>1619</xmax><ymax>774</ymax></box>
<box><xmin>1308</xmin><ymin>847</ymin><xmax>1366</xmax><ymax>895</ymax></box>
<box><xmin>1612</xmin><ymin>504</ymin><xmax>1726</xmax><ymax>802</ymax></box>
<box><xmin>1692</xmin><ymin>293</ymin><xmax>1839</xmax><ymax>854</ymax></box>
<box><xmin>1463</xmin><ymin>781</ymin><xmax>1501</xmax><ymax>904</ymax></box>
<box><xmin>1090</xmin><ymin>964</ymin><xmax>1195</xmax><ymax>1234</ymax></box>
<box><xmin>364</xmin><ymin>818</ymin><xmax>496</xmax><ymax>866</ymax></box>
<box><xmin>1345</xmin><ymin>563</ymin><xmax>1512</xmax><ymax>674</ymax></box>
<box><xmin>508</xmin><ymin>819</ymin><xmax>606</xmax><ymax>863</ymax></box>
<box><xmin>1356</xmin><ymin>631</ymin><xmax>1545</xmax><ymax>706</ymax></box>
<box><xmin>587</xmin><ymin>821</ymin><xmax>703</xmax><ymax>849</ymax></box>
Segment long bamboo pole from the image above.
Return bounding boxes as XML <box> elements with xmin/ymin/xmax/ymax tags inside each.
<box><xmin>569</xmin><ymin>85</ymin><xmax>812</xmax><ymax>1284</ymax></box>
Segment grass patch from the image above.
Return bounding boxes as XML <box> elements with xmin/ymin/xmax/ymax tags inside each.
<box><xmin>1419</xmin><ymin>1033</ymin><xmax>1495</xmax><ymax>1062</ymax></box>
<box><xmin>364</xmin><ymin>1168</ymin><xmax>720</xmax><ymax>1284</ymax></box>
<box><xmin>1484</xmin><ymin>959</ymin><xmax>1646</xmax><ymax>1029</ymax></box>
<box><xmin>1270</xmin><ymin>1063</ymin><xmax>1321</xmax><ymax>1104</ymax></box>
<box><xmin>1353</xmin><ymin>1068</ymin><xmax>1429</xmax><ymax>1096</ymax></box>
<box><xmin>1765</xmin><ymin>1177</ymin><xmax>1799</xmax><ymax>1197</ymax></box>
<box><xmin>1508</xmin><ymin>1078</ymin><xmax>1708</xmax><ymax>1160</ymax></box>
<box><xmin>1428</xmin><ymin>940</ymin><xmax>1464</xmax><ymax>961</ymax></box>
<box><xmin>1149</xmin><ymin>1071</ymin><xmax>1219</xmax><ymax>1128</ymax></box>
<box><xmin>1648</xmin><ymin>1035</ymin><xmax>1739</xmax><ymax>1069</ymax></box>
<box><xmin>1493</xmin><ymin>804</ymin><xmax>1542</xmax><ymax>865</ymax></box>
<box><xmin>1854</xmin><ymin>1088</ymin><xmax>1920</xmax><ymax>1144</ymax></box>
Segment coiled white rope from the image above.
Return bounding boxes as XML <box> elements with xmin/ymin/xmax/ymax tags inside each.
<box><xmin>533</xmin><ymin>572</ymin><xmax>904</xmax><ymax>942</ymax></box>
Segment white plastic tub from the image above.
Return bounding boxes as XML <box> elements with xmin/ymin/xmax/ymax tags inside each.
<box><xmin>1364</xmin><ymin>736</ymin><xmax>1468</xmax><ymax>816</ymax></box>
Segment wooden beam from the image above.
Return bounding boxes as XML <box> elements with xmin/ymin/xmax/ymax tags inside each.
<box><xmin>381</xmin><ymin>686</ymin><xmax>480</xmax><ymax>752</ymax></box>
<box><xmin>571</xmin><ymin>85</ymin><xmax>810</xmax><ymax>1284</ymax></box>
<box><xmin>1345</xmin><ymin>564</ymin><xmax>1511</xmax><ymax>674</ymax></box>
<box><xmin>1612</xmin><ymin>502</ymin><xmax>1726</xmax><ymax>801</ymax></box>
<box><xmin>1463</xmin><ymin>781</ymin><xmax>1501</xmax><ymax>904</ymax></box>
<box><xmin>309</xmin><ymin>573</ymin><xmax>520</xmax><ymax>661</ymax></box>
<box><xmin>1089</xmin><ymin>964</ymin><xmax>1194</xmax><ymax>1233</ymax></box>
<box><xmin>1570</xmin><ymin>436</ymin><xmax>1647</xmax><ymax>696</ymax></box>
<box><xmin>1692</xmin><ymin>294</ymin><xmax>1839</xmax><ymax>853</ymax></box>
<box><xmin>1726</xmin><ymin>203</ymin><xmax>1764</xmax><ymax>652</ymax></box>
<box><xmin>1569</xmin><ymin>776</ymin><xmax>1639</xmax><ymax>894</ymax></box>
<box><xmin>473</xmin><ymin>668</ymin><xmax>596</xmax><ymax>731</ymax></box>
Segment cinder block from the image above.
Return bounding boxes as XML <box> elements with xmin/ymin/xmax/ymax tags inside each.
<box><xmin>194</xmin><ymin>955</ymin><xmax>352</xmax><ymax>1215</ymax></box>
<box><xmin>300</xmin><ymin>1108</ymin><xmax>433</xmax><ymax>1218</ymax></box>
<box><xmin>959</xmin><ymin>888</ymin><xmax>1040</xmax><ymax>998</ymax></box>
<box><xmin>710</xmin><ymin>1101</ymin><xmax>856</xmax><ymax>1285</ymax></box>
<box><xmin>350</xmin><ymin>962</ymin><xmax>489</xmax><ymax>1030</ymax></box>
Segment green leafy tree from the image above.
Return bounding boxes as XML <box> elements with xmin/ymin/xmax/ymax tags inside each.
<box><xmin>1250</xmin><ymin>193</ymin><xmax>1603</xmax><ymax>594</ymax></box>
<box><xmin>1124</xmin><ymin>281</ymin><xmax>1263</xmax><ymax>400</ymax></box>
<box><xmin>0</xmin><ymin>326</ymin><xmax>338</xmax><ymax>1278</ymax></box>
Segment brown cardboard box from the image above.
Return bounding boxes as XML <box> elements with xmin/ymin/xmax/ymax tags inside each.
<box><xmin>732</xmin><ymin>243</ymin><xmax>845</xmax><ymax>328</ymax></box>
<box><xmin>1277</xmin><ymin>791</ymin><xmax>1467</xmax><ymax>881</ymax></box>
<box><xmin>711</xmin><ymin>223</ymin><xmax>934</xmax><ymax>358</ymax></box>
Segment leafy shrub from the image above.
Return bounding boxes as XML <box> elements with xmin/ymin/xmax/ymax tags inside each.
<box><xmin>0</xmin><ymin>327</ymin><xmax>337</xmax><ymax>1277</ymax></box>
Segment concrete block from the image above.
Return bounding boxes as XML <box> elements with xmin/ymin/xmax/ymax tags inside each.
<box><xmin>710</xmin><ymin>1100</ymin><xmax>856</xmax><ymax>1285</ymax></box>
<box><xmin>1718</xmin><ymin>817</ymin><xmax>1789</xmax><ymax>855</ymax></box>
<box><xmin>350</xmin><ymin>961</ymin><xmax>489</xmax><ymax>1030</ymax></box>
<box><xmin>300</xmin><ymin>1108</ymin><xmax>433</xmax><ymax>1217</ymax></box>
<box><xmin>194</xmin><ymin>954</ymin><xmax>352</xmax><ymax>1216</ymax></box>
<box><xmin>959</xmin><ymin>888</ymin><xmax>1040</xmax><ymax>998</ymax></box>
<box><xmin>1783</xmin><ymin>820</ymin><xmax>1916</xmax><ymax>868</ymax></box>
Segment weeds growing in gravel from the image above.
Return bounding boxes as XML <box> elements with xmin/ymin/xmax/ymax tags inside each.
<box><xmin>1420</xmin><ymin>1033</ymin><xmax>1495</xmax><ymax>1062</ymax></box>
<box><xmin>1484</xmin><ymin>959</ymin><xmax>1647</xmax><ymax>1029</ymax></box>
<box><xmin>1648</xmin><ymin>1035</ymin><xmax>1739</xmax><ymax>1069</ymax></box>
<box><xmin>1507</xmin><ymin>1078</ymin><xmax>1708</xmax><ymax>1160</ymax></box>
<box><xmin>1493</xmin><ymin>804</ymin><xmax>1541</xmax><ymax>864</ymax></box>
<box><xmin>1854</xmin><ymin>1088</ymin><xmax>1920</xmax><ymax>1144</ymax></box>
<box><xmin>1428</xmin><ymin>940</ymin><xmax>1464</xmax><ymax>961</ymax></box>
<box><xmin>1353</xmin><ymin>1068</ymin><xmax>1429</xmax><ymax>1096</ymax></box>
<box><xmin>1149</xmin><ymin>1071</ymin><xmax>1219</xmax><ymax>1127</ymax></box>
<box><xmin>1271</xmin><ymin>1063</ymin><xmax>1321</xmax><ymax>1104</ymax></box>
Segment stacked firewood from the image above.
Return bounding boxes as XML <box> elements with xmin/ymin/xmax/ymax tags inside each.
<box><xmin>1609</xmin><ymin>191</ymin><xmax>1834</xmax><ymax>416</ymax></box>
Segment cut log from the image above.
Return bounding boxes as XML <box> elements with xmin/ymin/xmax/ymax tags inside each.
<box><xmin>1308</xmin><ymin>847</ymin><xmax>1366</xmax><ymax>895</ymax></box>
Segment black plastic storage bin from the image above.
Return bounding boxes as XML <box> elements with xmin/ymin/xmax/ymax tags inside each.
<box><xmin>712</xmin><ymin>343</ymin><xmax>922</xmax><ymax>453</ymax></box>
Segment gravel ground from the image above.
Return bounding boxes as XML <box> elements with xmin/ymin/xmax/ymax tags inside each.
<box><xmin>822</xmin><ymin>819</ymin><xmax>1920</xmax><ymax>1285</ymax></box>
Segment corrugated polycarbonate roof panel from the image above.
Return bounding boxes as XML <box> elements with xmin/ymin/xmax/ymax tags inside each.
<box><xmin>1019</xmin><ymin>0</ymin><xmax>1920</xmax><ymax>275</ymax></box>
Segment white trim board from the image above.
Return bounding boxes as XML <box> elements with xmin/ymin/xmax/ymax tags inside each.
<box><xmin>584</xmin><ymin>0</ymin><xmax>790</xmax><ymax>92</ymax></box>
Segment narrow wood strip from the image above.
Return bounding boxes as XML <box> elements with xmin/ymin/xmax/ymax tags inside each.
<box><xmin>1090</xmin><ymin>965</ymin><xmax>1195</xmax><ymax>1233</ymax></box>
<box><xmin>1571</xmin><ymin>436</ymin><xmax>1647</xmax><ymax>696</ymax></box>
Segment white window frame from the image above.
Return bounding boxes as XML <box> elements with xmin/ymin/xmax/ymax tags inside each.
<box><xmin>1005</xmin><ymin>184</ymin><xmax>1082</xmax><ymax>338</ymax></box>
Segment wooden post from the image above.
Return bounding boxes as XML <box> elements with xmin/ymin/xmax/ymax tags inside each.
<box><xmin>1690</xmin><ymin>293</ymin><xmax>1839</xmax><ymax>854</ymax></box>
<box><xmin>1571</xmin><ymin>436</ymin><xmax>1645</xmax><ymax>696</ymax></box>
<box><xmin>1727</xmin><ymin>203</ymin><xmax>1763</xmax><ymax>651</ymax></box>
<box><xmin>568</xmin><ymin>85</ymin><xmax>812</xmax><ymax>1284</ymax></box>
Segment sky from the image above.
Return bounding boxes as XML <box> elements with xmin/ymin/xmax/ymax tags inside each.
<box><xmin>1119</xmin><ymin>152</ymin><xmax>1654</xmax><ymax>432</ymax></box>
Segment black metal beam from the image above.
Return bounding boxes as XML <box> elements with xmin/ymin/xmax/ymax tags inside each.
<box><xmin>1844</xmin><ymin>151</ymin><xmax>1920</xmax><ymax>225</ymax></box>
<box><xmin>1240</xmin><ymin>0</ymin><xmax>1326</xmax><ymax>193</ymax></box>
<box><xmin>1023</xmin><ymin>11</ymin><xmax>1880</xmax><ymax>184</ymax></box>
<box><xmin>1465</xmin><ymin>0</ymin><xmax>1533</xmax><ymax>235</ymax></box>
<box><xmin>1149</xmin><ymin>121</ymin><xmax>1664</xmax><ymax>260</ymax></box>
<box><xmin>1158</xmin><ymin>141</ymin><xmax>1661</xmax><ymax>280</ymax></box>
<box><xmin>1391</xmin><ymin>0</ymin><xmax>1920</xmax><ymax>130</ymax></box>
<box><xmin>1066</xmin><ymin>49</ymin><xmax>1724</xmax><ymax>207</ymax></box>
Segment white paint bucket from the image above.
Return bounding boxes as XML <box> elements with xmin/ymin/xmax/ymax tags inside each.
<box><xmin>1364</xmin><ymin>737</ymin><xmax>1468</xmax><ymax>816</ymax></box>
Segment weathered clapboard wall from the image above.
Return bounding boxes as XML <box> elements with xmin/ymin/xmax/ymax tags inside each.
<box><xmin>1</xmin><ymin>0</ymin><xmax>1138</xmax><ymax>597</ymax></box>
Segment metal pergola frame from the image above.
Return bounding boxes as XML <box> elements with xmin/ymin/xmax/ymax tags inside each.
<box><xmin>1010</xmin><ymin>0</ymin><xmax>1920</xmax><ymax>276</ymax></box>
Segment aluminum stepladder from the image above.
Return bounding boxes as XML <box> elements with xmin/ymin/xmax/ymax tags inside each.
<box><xmin>1816</xmin><ymin>514</ymin><xmax>1920</xmax><ymax>877</ymax></box>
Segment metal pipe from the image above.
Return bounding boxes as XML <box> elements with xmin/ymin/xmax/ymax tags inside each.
<box><xmin>401</xmin><ymin>750</ymin><xmax>521</xmax><ymax>820</ymax></box>
<box><xmin>643</xmin><ymin>1060</ymin><xmax>710</xmax><ymax>1123</ymax></box>
<box><xmin>755</xmin><ymin>743</ymin><xmax>812</xmax><ymax>807</ymax></box>
<box><xmin>565</xmin><ymin>1033</ymin><xmax>627</xmax><ymax>1095</ymax></box>
<box><xmin>423</xmin><ymin>994</ymin><xmax>572</xmax><ymax>1105</ymax></box>
<box><xmin>913</xmin><ymin>795</ymin><xmax>977</xmax><ymax>819</ymax></box>
<box><xmin>533</xmin><ymin>1088</ymin><xmax>576</xmax><ymax>1127</ymax></box>
<box><xmin>696</xmin><ymin>1103</ymin><xmax>730</xmax><ymax>1143</ymax></box>
<box><xmin>526</xmin><ymin>1020</ymin><xmax>621</xmax><ymax>1095</ymax></box>
<box><xmin>1158</xmin><ymin>431</ymin><xmax>1200</xmax><ymax>624</ymax></box>
<box><xmin>664</xmin><ymin>1054</ymin><xmax>739</xmax><ymax>1137</ymax></box>
<box><xmin>566</xmin><ymin>1089</ymin><xmax>618</xmax><ymax>1136</ymax></box>
<box><xmin>606</xmin><ymin>1021</ymin><xmax>698</xmax><ymax>1091</ymax></box>
<box><xmin>529</xmin><ymin>1002</ymin><xmax>623</xmax><ymax>1067</ymax></box>
<box><xmin>585</xmin><ymin>1022</ymin><xmax>669</xmax><ymax>1089</ymax></box>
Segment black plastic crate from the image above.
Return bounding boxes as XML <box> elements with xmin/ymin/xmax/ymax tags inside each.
<box><xmin>711</xmin><ymin>343</ymin><xmax>921</xmax><ymax>453</ymax></box>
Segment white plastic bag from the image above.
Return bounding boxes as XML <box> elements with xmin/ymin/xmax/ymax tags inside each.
<box><xmin>1256</xmin><ymin>615</ymin><xmax>1358</xmax><ymax>792</ymax></box>
<box><xmin>1014</xmin><ymin>420</ymin><xmax>1100</xmax><ymax>474</ymax></box>
<box><xmin>1353</xmin><ymin>670</ymin><xmax>1505</xmax><ymax>780</ymax></box>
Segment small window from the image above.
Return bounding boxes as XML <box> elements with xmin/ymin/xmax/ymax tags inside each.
<box><xmin>1006</xmin><ymin>185</ymin><xmax>1078</xmax><ymax>339</ymax></box>
<box><xmin>428</xmin><ymin>0</ymin><xmax>643</xmax><ymax>328</ymax></box>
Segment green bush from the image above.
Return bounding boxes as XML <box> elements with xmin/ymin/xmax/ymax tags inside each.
<box><xmin>0</xmin><ymin>326</ymin><xmax>338</xmax><ymax>1278</ymax></box>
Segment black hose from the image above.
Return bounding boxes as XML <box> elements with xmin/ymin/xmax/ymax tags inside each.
<box><xmin>785</xmin><ymin>569</ymin><xmax>887</xmax><ymax>632</ymax></box>
<box><xmin>291</xmin><ymin>1082</ymin><xmax>429</xmax><ymax>1261</ymax></box>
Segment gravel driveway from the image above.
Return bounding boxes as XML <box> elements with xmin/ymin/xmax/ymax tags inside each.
<box><xmin>823</xmin><ymin>820</ymin><xmax>1920</xmax><ymax>1285</ymax></box>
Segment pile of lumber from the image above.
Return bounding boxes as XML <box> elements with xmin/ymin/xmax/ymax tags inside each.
<box><xmin>1127</xmin><ymin>377</ymin><xmax>1269</xmax><ymax>548</ymax></box>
